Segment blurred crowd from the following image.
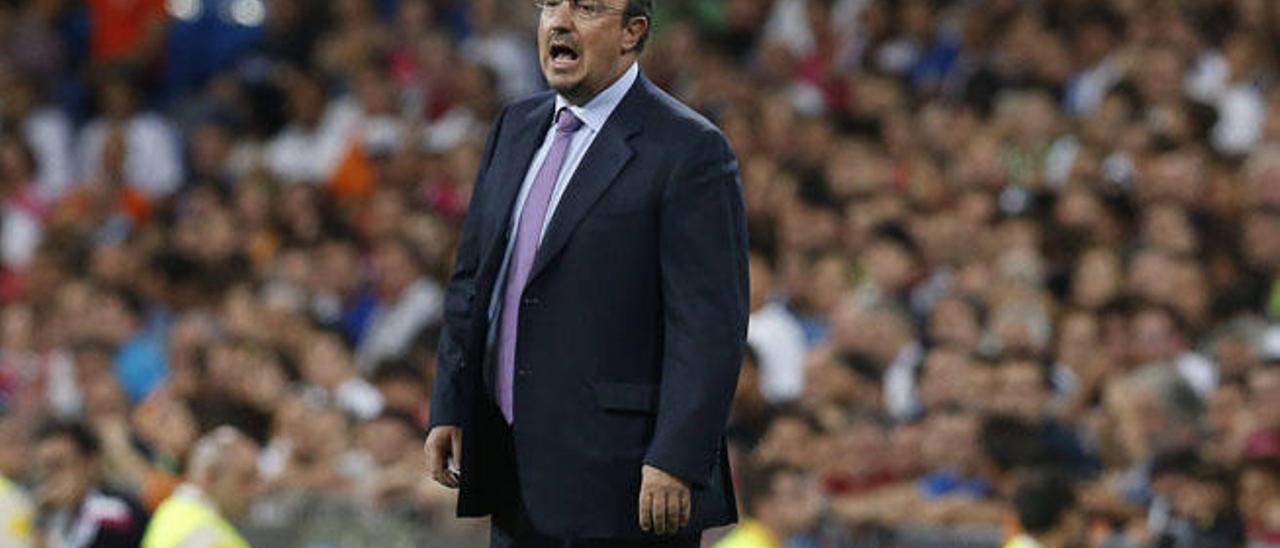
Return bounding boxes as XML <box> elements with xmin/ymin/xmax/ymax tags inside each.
<box><xmin>3</xmin><ymin>0</ymin><xmax>1280</xmax><ymax>546</ymax></box>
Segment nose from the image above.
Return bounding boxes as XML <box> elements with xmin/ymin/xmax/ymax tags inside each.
<box><xmin>543</xmin><ymin>0</ymin><xmax>575</xmax><ymax>31</ymax></box>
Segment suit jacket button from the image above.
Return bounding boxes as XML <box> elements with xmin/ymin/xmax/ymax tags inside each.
<box><xmin>522</xmin><ymin>296</ymin><xmax>540</xmax><ymax>306</ymax></box>
<box><xmin>517</xmin><ymin>368</ymin><xmax>530</xmax><ymax>378</ymax></box>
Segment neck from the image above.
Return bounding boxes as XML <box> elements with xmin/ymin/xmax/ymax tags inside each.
<box><xmin>563</xmin><ymin>57</ymin><xmax>635</xmax><ymax>106</ymax></box>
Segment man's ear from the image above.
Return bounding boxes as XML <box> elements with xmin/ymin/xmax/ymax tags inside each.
<box><xmin>621</xmin><ymin>16</ymin><xmax>649</xmax><ymax>53</ymax></box>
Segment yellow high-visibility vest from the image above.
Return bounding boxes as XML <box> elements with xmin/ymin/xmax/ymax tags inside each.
<box><xmin>141</xmin><ymin>485</ymin><xmax>249</xmax><ymax>548</ymax></box>
<box><xmin>0</xmin><ymin>475</ymin><xmax>34</xmax><ymax>547</ymax></box>
<box><xmin>714</xmin><ymin>519</ymin><xmax>781</xmax><ymax>548</ymax></box>
<box><xmin>1002</xmin><ymin>534</ymin><xmax>1044</xmax><ymax>548</ymax></box>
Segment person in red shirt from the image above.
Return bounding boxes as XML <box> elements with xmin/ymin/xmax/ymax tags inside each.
<box><xmin>87</xmin><ymin>0</ymin><xmax>167</xmax><ymax>68</ymax></box>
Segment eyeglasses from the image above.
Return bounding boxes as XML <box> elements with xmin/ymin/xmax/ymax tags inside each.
<box><xmin>533</xmin><ymin>0</ymin><xmax>623</xmax><ymax>21</ymax></box>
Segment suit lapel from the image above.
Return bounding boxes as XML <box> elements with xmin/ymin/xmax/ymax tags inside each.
<box><xmin>484</xmin><ymin>96</ymin><xmax>556</xmax><ymax>255</ymax></box>
<box><xmin>525</xmin><ymin>77</ymin><xmax>649</xmax><ymax>286</ymax></box>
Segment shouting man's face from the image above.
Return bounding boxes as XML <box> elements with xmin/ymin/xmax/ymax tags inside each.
<box><xmin>537</xmin><ymin>0</ymin><xmax>647</xmax><ymax>104</ymax></box>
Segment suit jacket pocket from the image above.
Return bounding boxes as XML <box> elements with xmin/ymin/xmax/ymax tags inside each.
<box><xmin>593</xmin><ymin>381</ymin><xmax>659</xmax><ymax>414</ymax></box>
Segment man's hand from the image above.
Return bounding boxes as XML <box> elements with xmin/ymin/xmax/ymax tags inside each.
<box><xmin>639</xmin><ymin>464</ymin><xmax>690</xmax><ymax>535</ymax></box>
<box><xmin>424</xmin><ymin>426</ymin><xmax>462</xmax><ymax>489</ymax></box>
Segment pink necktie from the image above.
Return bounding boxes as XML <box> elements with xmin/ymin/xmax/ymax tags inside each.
<box><xmin>495</xmin><ymin>108</ymin><xmax>584</xmax><ymax>424</ymax></box>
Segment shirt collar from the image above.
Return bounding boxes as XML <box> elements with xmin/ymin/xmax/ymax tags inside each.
<box><xmin>554</xmin><ymin>62</ymin><xmax>639</xmax><ymax>133</ymax></box>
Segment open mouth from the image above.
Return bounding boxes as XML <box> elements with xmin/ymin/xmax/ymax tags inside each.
<box><xmin>549</xmin><ymin>43</ymin><xmax>580</xmax><ymax>68</ymax></box>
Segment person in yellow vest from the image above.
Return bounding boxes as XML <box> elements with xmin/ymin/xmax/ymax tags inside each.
<box><xmin>142</xmin><ymin>426</ymin><xmax>261</xmax><ymax>548</ymax></box>
<box><xmin>1003</xmin><ymin>470</ymin><xmax>1084</xmax><ymax>548</ymax></box>
<box><xmin>716</xmin><ymin>462</ymin><xmax>821</xmax><ymax>548</ymax></box>
<box><xmin>0</xmin><ymin>473</ymin><xmax>34</xmax><ymax>548</ymax></box>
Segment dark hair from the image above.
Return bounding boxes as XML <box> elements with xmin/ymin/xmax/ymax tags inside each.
<box><xmin>871</xmin><ymin>222</ymin><xmax>922</xmax><ymax>259</ymax></box>
<box><xmin>35</xmin><ymin>421</ymin><xmax>100</xmax><ymax>457</ymax></box>
<box><xmin>1012</xmin><ymin>469</ymin><xmax>1077</xmax><ymax>535</ymax></box>
<box><xmin>623</xmin><ymin>0</ymin><xmax>654</xmax><ymax>52</ymax></box>
<box><xmin>1150</xmin><ymin>449</ymin><xmax>1200</xmax><ymax>479</ymax></box>
<box><xmin>836</xmin><ymin>352</ymin><xmax>882</xmax><ymax>383</ymax></box>
<box><xmin>1240</xmin><ymin>457</ymin><xmax>1280</xmax><ymax>481</ymax></box>
<box><xmin>980</xmin><ymin>414</ymin><xmax>1047</xmax><ymax>473</ymax></box>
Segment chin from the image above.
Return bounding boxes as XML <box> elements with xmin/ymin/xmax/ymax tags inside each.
<box><xmin>545</xmin><ymin>74</ymin><xmax>585</xmax><ymax>97</ymax></box>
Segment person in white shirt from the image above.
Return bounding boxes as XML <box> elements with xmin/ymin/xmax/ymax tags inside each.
<box><xmin>0</xmin><ymin>133</ymin><xmax>46</xmax><ymax>270</ymax></box>
<box><xmin>355</xmin><ymin>237</ymin><xmax>443</xmax><ymax>372</ymax></box>
<box><xmin>0</xmin><ymin>74</ymin><xmax>74</xmax><ymax>199</ymax></box>
<box><xmin>75</xmin><ymin>73</ymin><xmax>183</xmax><ymax>198</ymax></box>
<box><xmin>263</xmin><ymin>70</ymin><xmax>360</xmax><ymax>185</ymax></box>
<box><xmin>747</xmin><ymin>250</ymin><xmax>808</xmax><ymax>403</ymax></box>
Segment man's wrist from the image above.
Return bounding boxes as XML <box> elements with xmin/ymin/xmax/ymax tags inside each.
<box><xmin>642</xmin><ymin>457</ymin><xmax>703</xmax><ymax>489</ymax></box>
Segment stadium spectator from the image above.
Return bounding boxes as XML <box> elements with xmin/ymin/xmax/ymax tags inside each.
<box><xmin>369</xmin><ymin>358</ymin><xmax>431</xmax><ymax>426</ymax></box>
<box><xmin>1239</xmin><ymin>457</ymin><xmax>1280</xmax><ymax>546</ymax></box>
<box><xmin>747</xmin><ymin>250</ymin><xmax>808</xmax><ymax>403</ymax></box>
<box><xmin>85</xmin><ymin>0</ymin><xmax>166</xmax><ymax>70</ymax></box>
<box><xmin>33</xmin><ymin>420</ymin><xmax>148</xmax><ymax>548</ymax></box>
<box><xmin>1157</xmin><ymin>463</ymin><xmax>1246</xmax><ymax>547</ymax></box>
<box><xmin>0</xmin><ymin>415</ymin><xmax>34</xmax><ymax>547</ymax></box>
<box><xmin>0</xmin><ymin>72</ymin><xmax>75</xmax><ymax>198</ymax></box>
<box><xmin>355</xmin><ymin>236</ymin><xmax>443</xmax><ymax>370</ymax></box>
<box><xmin>7</xmin><ymin>0</ymin><xmax>1280</xmax><ymax>544</ymax></box>
<box><xmin>142</xmin><ymin>426</ymin><xmax>258</xmax><ymax>548</ymax></box>
<box><xmin>714</xmin><ymin>462</ymin><xmax>821</xmax><ymax>548</ymax></box>
<box><xmin>76</xmin><ymin>72</ymin><xmax>183</xmax><ymax>198</ymax></box>
<box><xmin>352</xmin><ymin>410</ymin><xmax>427</xmax><ymax>510</ymax></box>
<box><xmin>1003</xmin><ymin>470</ymin><xmax>1084</xmax><ymax>548</ymax></box>
<box><xmin>0</xmin><ymin>132</ymin><xmax>48</xmax><ymax>274</ymax></box>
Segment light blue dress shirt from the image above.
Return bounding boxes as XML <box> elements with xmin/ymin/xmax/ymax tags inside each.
<box><xmin>487</xmin><ymin>62</ymin><xmax>641</xmax><ymax>324</ymax></box>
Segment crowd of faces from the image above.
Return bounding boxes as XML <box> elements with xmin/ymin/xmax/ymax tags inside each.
<box><xmin>3</xmin><ymin>0</ymin><xmax>1280</xmax><ymax>546</ymax></box>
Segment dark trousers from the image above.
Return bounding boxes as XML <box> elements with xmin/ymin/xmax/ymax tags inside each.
<box><xmin>483</xmin><ymin>403</ymin><xmax>701</xmax><ymax>548</ymax></box>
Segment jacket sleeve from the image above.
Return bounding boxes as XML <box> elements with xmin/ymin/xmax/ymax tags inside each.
<box><xmin>428</xmin><ymin>107</ymin><xmax>508</xmax><ymax>430</ymax></box>
<box><xmin>643</xmin><ymin>128</ymin><xmax>749</xmax><ymax>488</ymax></box>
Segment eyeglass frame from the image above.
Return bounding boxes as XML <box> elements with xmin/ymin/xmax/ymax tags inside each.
<box><xmin>533</xmin><ymin>0</ymin><xmax>628</xmax><ymax>21</ymax></box>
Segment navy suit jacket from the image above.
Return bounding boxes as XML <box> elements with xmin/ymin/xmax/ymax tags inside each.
<box><xmin>429</xmin><ymin>71</ymin><xmax>748</xmax><ymax>540</ymax></box>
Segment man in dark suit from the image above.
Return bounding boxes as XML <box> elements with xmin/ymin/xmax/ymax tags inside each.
<box><xmin>422</xmin><ymin>0</ymin><xmax>749</xmax><ymax>546</ymax></box>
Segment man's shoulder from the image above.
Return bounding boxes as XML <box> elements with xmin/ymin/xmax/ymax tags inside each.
<box><xmin>635</xmin><ymin>78</ymin><xmax>723</xmax><ymax>141</ymax></box>
<box><xmin>498</xmin><ymin>78</ymin><xmax>726</xmax><ymax>145</ymax></box>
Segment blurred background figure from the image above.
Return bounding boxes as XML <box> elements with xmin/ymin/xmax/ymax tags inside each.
<box><xmin>4</xmin><ymin>0</ymin><xmax>1280</xmax><ymax>545</ymax></box>
<box><xmin>142</xmin><ymin>426</ymin><xmax>258</xmax><ymax>548</ymax></box>
<box><xmin>33</xmin><ymin>421</ymin><xmax>148</xmax><ymax>548</ymax></box>
<box><xmin>1003</xmin><ymin>470</ymin><xmax>1084</xmax><ymax>548</ymax></box>
<box><xmin>714</xmin><ymin>462</ymin><xmax>822</xmax><ymax>548</ymax></box>
<box><xmin>0</xmin><ymin>415</ymin><xmax>35</xmax><ymax>547</ymax></box>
